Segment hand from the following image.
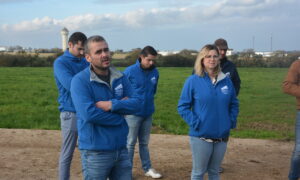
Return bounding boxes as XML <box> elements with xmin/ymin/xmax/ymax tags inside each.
<box><xmin>95</xmin><ymin>101</ymin><xmax>112</xmax><ymax>112</ymax></box>
<box><xmin>122</xmin><ymin>96</ymin><xmax>128</xmax><ymax>100</ymax></box>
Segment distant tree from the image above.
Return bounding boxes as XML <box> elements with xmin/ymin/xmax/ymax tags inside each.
<box><xmin>229</xmin><ymin>54</ymin><xmax>239</xmax><ymax>62</ymax></box>
<box><xmin>0</xmin><ymin>53</ymin><xmax>56</xmax><ymax>67</ymax></box>
<box><xmin>27</xmin><ymin>47</ymin><xmax>33</xmax><ymax>52</ymax></box>
<box><xmin>240</xmin><ymin>49</ymin><xmax>255</xmax><ymax>58</ymax></box>
<box><xmin>7</xmin><ymin>45</ymin><xmax>23</xmax><ymax>52</ymax></box>
<box><xmin>14</xmin><ymin>45</ymin><xmax>23</xmax><ymax>51</ymax></box>
<box><xmin>50</xmin><ymin>48</ymin><xmax>63</xmax><ymax>53</ymax></box>
<box><xmin>273</xmin><ymin>50</ymin><xmax>286</xmax><ymax>57</ymax></box>
<box><xmin>115</xmin><ymin>49</ymin><xmax>124</xmax><ymax>53</ymax></box>
<box><xmin>35</xmin><ymin>49</ymin><xmax>49</xmax><ymax>53</ymax></box>
<box><xmin>160</xmin><ymin>54</ymin><xmax>194</xmax><ymax>67</ymax></box>
<box><xmin>124</xmin><ymin>48</ymin><xmax>141</xmax><ymax>65</ymax></box>
<box><xmin>178</xmin><ymin>49</ymin><xmax>197</xmax><ymax>58</ymax></box>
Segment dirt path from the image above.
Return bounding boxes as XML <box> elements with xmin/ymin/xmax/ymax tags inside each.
<box><xmin>0</xmin><ymin>128</ymin><xmax>293</xmax><ymax>180</ymax></box>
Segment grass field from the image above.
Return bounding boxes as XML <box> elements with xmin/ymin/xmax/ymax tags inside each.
<box><xmin>0</xmin><ymin>67</ymin><xmax>295</xmax><ymax>139</ymax></box>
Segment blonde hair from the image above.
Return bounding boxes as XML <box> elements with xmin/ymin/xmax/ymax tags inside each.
<box><xmin>194</xmin><ymin>44</ymin><xmax>221</xmax><ymax>77</ymax></box>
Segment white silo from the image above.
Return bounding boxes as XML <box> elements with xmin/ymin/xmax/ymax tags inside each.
<box><xmin>60</xmin><ymin>27</ymin><xmax>69</xmax><ymax>51</ymax></box>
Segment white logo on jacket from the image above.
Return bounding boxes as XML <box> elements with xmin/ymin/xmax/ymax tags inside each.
<box><xmin>151</xmin><ymin>77</ymin><xmax>157</xmax><ymax>84</ymax></box>
<box><xmin>221</xmin><ymin>85</ymin><xmax>229</xmax><ymax>94</ymax></box>
<box><xmin>225</xmin><ymin>72</ymin><xmax>231</xmax><ymax>78</ymax></box>
<box><xmin>114</xmin><ymin>84</ymin><xmax>123</xmax><ymax>97</ymax></box>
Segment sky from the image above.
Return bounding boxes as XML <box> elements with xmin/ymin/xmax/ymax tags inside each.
<box><xmin>0</xmin><ymin>0</ymin><xmax>299</xmax><ymax>52</ymax></box>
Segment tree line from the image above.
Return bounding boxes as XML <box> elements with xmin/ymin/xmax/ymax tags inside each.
<box><xmin>0</xmin><ymin>52</ymin><xmax>62</xmax><ymax>67</ymax></box>
<box><xmin>1</xmin><ymin>50</ymin><xmax>299</xmax><ymax>68</ymax></box>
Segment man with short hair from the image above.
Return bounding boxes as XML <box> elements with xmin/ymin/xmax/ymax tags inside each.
<box><xmin>214</xmin><ymin>38</ymin><xmax>241</xmax><ymax>95</ymax></box>
<box><xmin>214</xmin><ymin>38</ymin><xmax>241</xmax><ymax>173</ymax></box>
<box><xmin>283</xmin><ymin>58</ymin><xmax>300</xmax><ymax>180</ymax></box>
<box><xmin>124</xmin><ymin>46</ymin><xmax>162</xmax><ymax>179</ymax></box>
<box><xmin>53</xmin><ymin>32</ymin><xmax>89</xmax><ymax>180</ymax></box>
<box><xmin>70</xmin><ymin>35</ymin><xmax>141</xmax><ymax>180</ymax></box>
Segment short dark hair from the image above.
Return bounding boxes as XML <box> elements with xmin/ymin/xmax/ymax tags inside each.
<box><xmin>214</xmin><ymin>38</ymin><xmax>228</xmax><ymax>50</ymax></box>
<box><xmin>84</xmin><ymin>35</ymin><xmax>106</xmax><ymax>54</ymax></box>
<box><xmin>68</xmin><ymin>32</ymin><xmax>87</xmax><ymax>45</ymax></box>
<box><xmin>140</xmin><ymin>46</ymin><xmax>157</xmax><ymax>57</ymax></box>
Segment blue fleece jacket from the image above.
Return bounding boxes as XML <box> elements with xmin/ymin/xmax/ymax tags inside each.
<box><xmin>178</xmin><ymin>72</ymin><xmax>239</xmax><ymax>139</ymax></box>
<box><xmin>53</xmin><ymin>50</ymin><xmax>89</xmax><ymax>112</ymax></box>
<box><xmin>123</xmin><ymin>60</ymin><xmax>159</xmax><ymax>117</ymax></box>
<box><xmin>70</xmin><ymin>66</ymin><xmax>142</xmax><ymax>151</ymax></box>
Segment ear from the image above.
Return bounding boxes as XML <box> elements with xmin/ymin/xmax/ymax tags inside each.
<box><xmin>68</xmin><ymin>42</ymin><xmax>73</xmax><ymax>48</ymax></box>
<box><xmin>85</xmin><ymin>54</ymin><xmax>92</xmax><ymax>63</ymax></box>
<box><xmin>140</xmin><ymin>54</ymin><xmax>146</xmax><ymax>60</ymax></box>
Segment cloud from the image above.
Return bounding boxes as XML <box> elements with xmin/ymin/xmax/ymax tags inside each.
<box><xmin>92</xmin><ymin>0</ymin><xmax>140</xmax><ymax>4</ymax></box>
<box><xmin>92</xmin><ymin>0</ymin><xmax>192</xmax><ymax>5</ymax></box>
<box><xmin>1</xmin><ymin>17</ymin><xmax>59</xmax><ymax>32</ymax></box>
<box><xmin>1</xmin><ymin>0</ymin><xmax>299</xmax><ymax>34</ymax></box>
<box><xmin>92</xmin><ymin>0</ymin><xmax>212</xmax><ymax>8</ymax></box>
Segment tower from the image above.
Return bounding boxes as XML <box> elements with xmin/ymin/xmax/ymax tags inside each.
<box><xmin>252</xmin><ymin>36</ymin><xmax>255</xmax><ymax>50</ymax></box>
<box><xmin>270</xmin><ymin>34</ymin><xmax>273</xmax><ymax>52</ymax></box>
<box><xmin>60</xmin><ymin>27</ymin><xmax>69</xmax><ymax>51</ymax></box>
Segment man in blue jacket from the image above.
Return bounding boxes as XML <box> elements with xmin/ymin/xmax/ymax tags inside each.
<box><xmin>124</xmin><ymin>46</ymin><xmax>162</xmax><ymax>179</ymax></box>
<box><xmin>53</xmin><ymin>32</ymin><xmax>88</xmax><ymax>180</ymax></box>
<box><xmin>70</xmin><ymin>35</ymin><xmax>142</xmax><ymax>180</ymax></box>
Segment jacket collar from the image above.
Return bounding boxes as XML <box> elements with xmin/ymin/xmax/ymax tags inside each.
<box><xmin>215</xmin><ymin>71</ymin><xmax>226</xmax><ymax>84</ymax></box>
<box><xmin>64</xmin><ymin>50</ymin><xmax>82</xmax><ymax>61</ymax></box>
<box><xmin>135</xmin><ymin>58</ymin><xmax>156</xmax><ymax>71</ymax></box>
<box><xmin>204</xmin><ymin>71</ymin><xmax>226</xmax><ymax>84</ymax></box>
<box><xmin>220</xmin><ymin>57</ymin><xmax>228</xmax><ymax>66</ymax></box>
<box><xmin>89</xmin><ymin>65</ymin><xmax>123</xmax><ymax>85</ymax></box>
<box><xmin>135</xmin><ymin>59</ymin><xmax>143</xmax><ymax>70</ymax></box>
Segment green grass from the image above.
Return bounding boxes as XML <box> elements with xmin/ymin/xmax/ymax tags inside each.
<box><xmin>0</xmin><ymin>67</ymin><xmax>296</xmax><ymax>139</ymax></box>
<box><xmin>0</xmin><ymin>67</ymin><xmax>60</xmax><ymax>129</ymax></box>
<box><xmin>231</xmin><ymin>68</ymin><xmax>295</xmax><ymax>140</ymax></box>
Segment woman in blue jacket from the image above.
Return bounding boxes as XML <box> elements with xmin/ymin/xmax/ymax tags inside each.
<box><xmin>178</xmin><ymin>44</ymin><xmax>239</xmax><ymax>180</ymax></box>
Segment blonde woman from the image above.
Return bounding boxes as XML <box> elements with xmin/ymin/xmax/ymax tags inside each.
<box><xmin>178</xmin><ymin>44</ymin><xmax>239</xmax><ymax>180</ymax></box>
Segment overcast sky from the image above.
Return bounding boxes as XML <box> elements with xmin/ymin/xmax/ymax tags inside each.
<box><xmin>0</xmin><ymin>0</ymin><xmax>299</xmax><ymax>51</ymax></box>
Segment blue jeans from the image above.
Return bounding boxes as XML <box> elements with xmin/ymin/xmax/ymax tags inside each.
<box><xmin>125</xmin><ymin>115</ymin><xmax>152</xmax><ymax>172</ymax></box>
<box><xmin>190</xmin><ymin>136</ymin><xmax>227</xmax><ymax>180</ymax></box>
<box><xmin>59</xmin><ymin>111</ymin><xmax>78</xmax><ymax>180</ymax></box>
<box><xmin>289</xmin><ymin>111</ymin><xmax>300</xmax><ymax>180</ymax></box>
<box><xmin>80</xmin><ymin>148</ymin><xmax>132</xmax><ymax>180</ymax></box>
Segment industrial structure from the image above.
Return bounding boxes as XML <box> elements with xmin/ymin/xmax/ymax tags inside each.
<box><xmin>60</xmin><ymin>27</ymin><xmax>69</xmax><ymax>51</ymax></box>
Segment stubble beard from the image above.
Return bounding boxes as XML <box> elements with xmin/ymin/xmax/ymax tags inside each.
<box><xmin>92</xmin><ymin>57</ymin><xmax>111</xmax><ymax>74</ymax></box>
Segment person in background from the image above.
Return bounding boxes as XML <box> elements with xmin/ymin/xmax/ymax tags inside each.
<box><xmin>214</xmin><ymin>38</ymin><xmax>241</xmax><ymax>173</ymax></box>
<box><xmin>214</xmin><ymin>38</ymin><xmax>241</xmax><ymax>96</ymax></box>
<box><xmin>123</xmin><ymin>46</ymin><xmax>162</xmax><ymax>179</ymax></box>
<box><xmin>70</xmin><ymin>35</ymin><xmax>141</xmax><ymax>180</ymax></box>
<box><xmin>282</xmin><ymin>58</ymin><xmax>300</xmax><ymax>180</ymax></box>
<box><xmin>178</xmin><ymin>44</ymin><xmax>239</xmax><ymax>180</ymax></box>
<box><xmin>53</xmin><ymin>32</ymin><xmax>88</xmax><ymax>180</ymax></box>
